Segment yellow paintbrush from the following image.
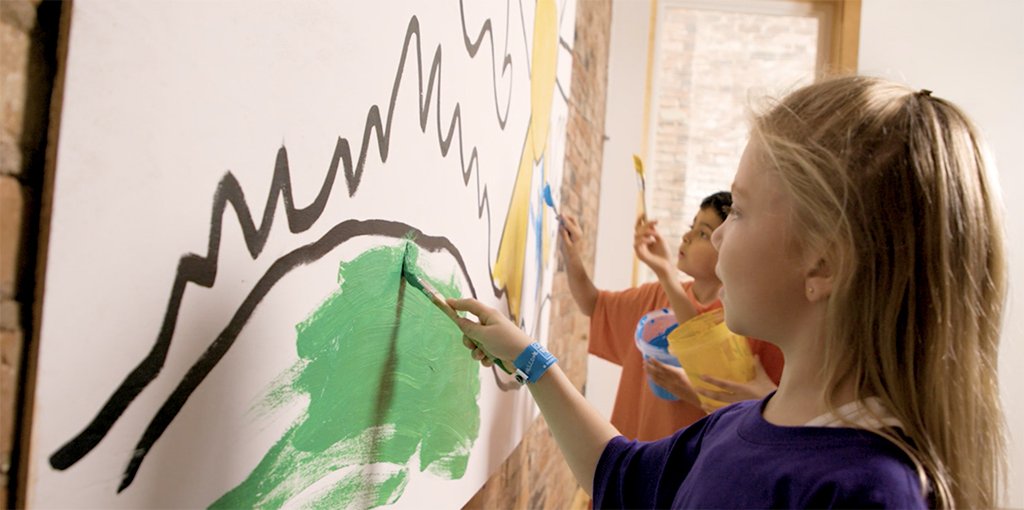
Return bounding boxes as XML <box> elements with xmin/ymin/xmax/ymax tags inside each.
<box><xmin>633</xmin><ymin>154</ymin><xmax>647</xmax><ymax>224</ymax></box>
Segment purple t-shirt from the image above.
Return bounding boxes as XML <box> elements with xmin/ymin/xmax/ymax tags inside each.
<box><xmin>593</xmin><ymin>395</ymin><xmax>928</xmax><ymax>509</ymax></box>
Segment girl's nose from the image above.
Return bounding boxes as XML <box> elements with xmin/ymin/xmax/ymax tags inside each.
<box><xmin>711</xmin><ymin>226</ymin><xmax>723</xmax><ymax>251</ymax></box>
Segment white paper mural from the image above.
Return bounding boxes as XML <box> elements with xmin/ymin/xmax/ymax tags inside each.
<box><xmin>28</xmin><ymin>0</ymin><xmax>576</xmax><ymax>507</ymax></box>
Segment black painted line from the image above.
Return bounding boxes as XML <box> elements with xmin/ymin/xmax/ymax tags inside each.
<box><xmin>51</xmin><ymin>8</ymin><xmax>512</xmax><ymax>476</ymax></box>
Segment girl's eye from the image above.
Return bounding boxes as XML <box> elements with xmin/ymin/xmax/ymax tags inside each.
<box><xmin>700</xmin><ymin>232</ymin><xmax>710</xmax><ymax>239</ymax></box>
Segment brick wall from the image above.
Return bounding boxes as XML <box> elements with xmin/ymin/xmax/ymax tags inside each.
<box><xmin>640</xmin><ymin>8</ymin><xmax>816</xmax><ymax>284</ymax></box>
<box><xmin>462</xmin><ymin>1</ymin><xmax>611</xmax><ymax>508</ymax></box>
<box><xmin>1</xmin><ymin>0</ymin><xmax>60</xmax><ymax>507</ymax></box>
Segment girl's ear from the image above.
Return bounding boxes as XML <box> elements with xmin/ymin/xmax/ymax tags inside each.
<box><xmin>805</xmin><ymin>255</ymin><xmax>834</xmax><ymax>303</ymax></box>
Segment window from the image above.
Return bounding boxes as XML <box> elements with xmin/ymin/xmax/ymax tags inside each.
<box><xmin>636</xmin><ymin>0</ymin><xmax>858</xmax><ymax>285</ymax></box>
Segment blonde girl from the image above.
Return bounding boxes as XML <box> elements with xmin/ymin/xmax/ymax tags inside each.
<box><xmin>447</xmin><ymin>75</ymin><xmax>1007</xmax><ymax>508</ymax></box>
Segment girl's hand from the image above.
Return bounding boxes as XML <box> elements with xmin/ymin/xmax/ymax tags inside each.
<box><xmin>695</xmin><ymin>355</ymin><xmax>777</xmax><ymax>405</ymax></box>
<box><xmin>447</xmin><ymin>298</ymin><xmax>535</xmax><ymax>368</ymax></box>
<box><xmin>644</xmin><ymin>358</ymin><xmax>703</xmax><ymax>408</ymax></box>
<box><xmin>634</xmin><ymin>219</ymin><xmax>674</xmax><ymax>276</ymax></box>
<box><xmin>559</xmin><ymin>213</ymin><xmax>583</xmax><ymax>259</ymax></box>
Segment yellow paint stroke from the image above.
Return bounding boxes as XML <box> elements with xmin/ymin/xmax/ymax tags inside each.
<box><xmin>493</xmin><ymin>0</ymin><xmax>558</xmax><ymax>322</ymax></box>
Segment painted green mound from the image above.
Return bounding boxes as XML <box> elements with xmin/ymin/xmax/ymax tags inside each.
<box><xmin>212</xmin><ymin>243</ymin><xmax>480</xmax><ymax>509</ymax></box>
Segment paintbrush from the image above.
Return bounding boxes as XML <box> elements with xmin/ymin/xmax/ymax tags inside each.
<box><xmin>633</xmin><ymin>154</ymin><xmax>647</xmax><ymax>224</ymax></box>
<box><xmin>400</xmin><ymin>247</ymin><xmax>513</xmax><ymax>374</ymax></box>
<box><xmin>542</xmin><ymin>183</ymin><xmax>565</xmax><ymax>226</ymax></box>
<box><xmin>401</xmin><ymin>256</ymin><xmax>459</xmax><ymax>323</ymax></box>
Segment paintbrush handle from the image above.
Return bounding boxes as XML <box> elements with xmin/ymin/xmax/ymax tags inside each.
<box><xmin>429</xmin><ymin>294</ymin><xmax>513</xmax><ymax>374</ymax></box>
<box><xmin>429</xmin><ymin>294</ymin><xmax>461</xmax><ymax>323</ymax></box>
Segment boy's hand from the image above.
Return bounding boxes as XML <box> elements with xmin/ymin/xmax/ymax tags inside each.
<box><xmin>634</xmin><ymin>219</ymin><xmax>674</xmax><ymax>275</ymax></box>
<box><xmin>695</xmin><ymin>355</ymin><xmax>777</xmax><ymax>406</ymax></box>
<box><xmin>448</xmin><ymin>298</ymin><xmax>534</xmax><ymax>368</ymax></box>
<box><xmin>559</xmin><ymin>213</ymin><xmax>583</xmax><ymax>259</ymax></box>
<box><xmin>644</xmin><ymin>358</ymin><xmax>702</xmax><ymax>408</ymax></box>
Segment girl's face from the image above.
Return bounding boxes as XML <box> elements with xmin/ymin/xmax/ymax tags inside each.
<box><xmin>711</xmin><ymin>142</ymin><xmax>809</xmax><ymax>343</ymax></box>
<box><xmin>677</xmin><ymin>207</ymin><xmax>723</xmax><ymax>282</ymax></box>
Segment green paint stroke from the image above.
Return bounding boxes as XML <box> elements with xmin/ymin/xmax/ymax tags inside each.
<box><xmin>211</xmin><ymin>243</ymin><xmax>481</xmax><ymax>509</ymax></box>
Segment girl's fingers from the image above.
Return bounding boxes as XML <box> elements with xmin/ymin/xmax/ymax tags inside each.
<box><xmin>471</xmin><ymin>347</ymin><xmax>486</xmax><ymax>361</ymax></box>
<box><xmin>447</xmin><ymin>297</ymin><xmax>486</xmax><ymax>316</ymax></box>
<box><xmin>448</xmin><ymin>298</ymin><xmax>496</xmax><ymax>329</ymax></box>
<box><xmin>462</xmin><ymin>335</ymin><xmax>476</xmax><ymax>350</ymax></box>
<box><xmin>695</xmin><ymin>387</ymin><xmax>735</xmax><ymax>403</ymax></box>
<box><xmin>700</xmin><ymin>374</ymin><xmax>740</xmax><ymax>392</ymax></box>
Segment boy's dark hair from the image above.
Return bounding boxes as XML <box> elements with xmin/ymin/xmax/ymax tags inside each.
<box><xmin>700</xmin><ymin>191</ymin><xmax>732</xmax><ymax>221</ymax></box>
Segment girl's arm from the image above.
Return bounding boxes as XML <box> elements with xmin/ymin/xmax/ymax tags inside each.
<box><xmin>559</xmin><ymin>213</ymin><xmax>598</xmax><ymax>316</ymax></box>
<box><xmin>448</xmin><ymin>298</ymin><xmax>619</xmax><ymax>496</ymax></box>
<box><xmin>634</xmin><ymin>220</ymin><xmax>698</xmax><ymax>322</ymax></box>
<box><xmin>525</xmin><ymin>364</ymin><xmax>619</xmax><ymax>496</ymax></box>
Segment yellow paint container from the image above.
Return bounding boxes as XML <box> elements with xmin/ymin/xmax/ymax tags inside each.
<box><xmin>667</xmin><ymin>309</ymin><xmax>754</xmax><ymax>410</ymax></box>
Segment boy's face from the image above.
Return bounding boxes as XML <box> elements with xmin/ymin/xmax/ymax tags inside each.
<box><xmin>676</xmin><ymin>207</ymin><xmax>724</xmax><ymax>281</ymax></box>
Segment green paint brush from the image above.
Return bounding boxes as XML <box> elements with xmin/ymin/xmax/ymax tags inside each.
<box><xmin>400</xmin><ymin>246</ymin><xmax>513</xmax><ymax>375</ymax></box>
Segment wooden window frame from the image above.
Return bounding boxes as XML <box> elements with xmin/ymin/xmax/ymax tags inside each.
<box><xmin>633</xmin><ymin>0</ymin><xmax>860</xmax><ymax>286</ymax></box>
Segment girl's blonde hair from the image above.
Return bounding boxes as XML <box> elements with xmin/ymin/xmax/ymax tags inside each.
<box><xmin>751</xmin><ymin>75</ymin><xmax>1007</xmax><ymax>509</ymax></box>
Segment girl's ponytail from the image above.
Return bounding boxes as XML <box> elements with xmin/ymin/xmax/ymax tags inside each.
<box><xmin>752</xmin><ymin>76</ymin><xmax>1007</xmax><ymax>509</ymax></box>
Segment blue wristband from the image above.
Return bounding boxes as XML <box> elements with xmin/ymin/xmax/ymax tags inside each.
<box><xmin>513</xmin><ymin>342</ymin><xmax>557</xmax><ymax>384</ymax></box>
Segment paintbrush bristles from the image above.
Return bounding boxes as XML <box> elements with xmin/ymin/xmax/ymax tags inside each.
<box><xmin>400</xmin><ymin>246</ymin><xmax>460</xmax><ymax>323</ymax></box>
<box><xmin>633</xmin><ymin>154</ymin><xmax>645</xmax><ymax>179</ymax></box>
<box><xmin>400</xmin><ymin>251</ymin><xmax>512</xmax><ymax>375</ymax></box>
<box><xmin>633</xmin><ymin>154</ymin><xmax>648</xmax><ymax>223</ymax></box>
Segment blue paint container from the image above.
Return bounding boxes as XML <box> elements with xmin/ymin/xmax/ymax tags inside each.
<box><xmin>634</xmin><ymin>308</ymin><xmax>681</xmax><ymax>401</ymax></box>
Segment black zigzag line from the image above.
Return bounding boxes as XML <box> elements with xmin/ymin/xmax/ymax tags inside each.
<box><xmin>459</xmin><ymin>0</ymin><xmax>513</xmax><ymax>129</ymax></box>
<box><xmin>50</xmin><ymin>9</ymin><xmax>508</xmax><ymax>473</ymax></box>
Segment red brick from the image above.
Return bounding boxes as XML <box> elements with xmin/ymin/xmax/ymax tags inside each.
<box><xmin>0</xmin><ymin>328</ymin><xmax>23</xmax><ymax>499</ymax></box>
<box><xmin>0</xmin><ymin>1</ymin><xmax>40</xmax><ymax>34</ymax></box>
<box><xmin>1</xmin><ymin>22</ymin><xmax>29</xmax><ymax>141</ymax></box>
<box><xmin>0</xmin><ymin>299</ymin><xmax>18</xmax><ymax>332</ymax></box>
<box><xmin>0</xmin><ymin>176</ymin><xmax>23</xmax><ymax>300</ymax></box>
<box><xmin>0</xmin><ymin>134</ymin><xmax>21</xmax><ymax>177</ymax></box>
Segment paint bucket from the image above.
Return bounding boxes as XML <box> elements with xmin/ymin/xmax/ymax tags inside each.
<box><xmin>634</xmin><ymin>308</ymin><xmax>682</xmax><ymax>401</ymax></box>
<box><xmin>667</xmin><ymin>309</ymin><xmax>755</xmax><ymax>410</ymax></box>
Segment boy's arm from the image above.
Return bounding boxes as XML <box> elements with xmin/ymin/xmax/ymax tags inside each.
<box><xmin>559</xmin><ymin>213</ymin><xmax>599</xmax><ymax>316</ymax></box>
<box><xmin>643</xmin><ymin>358</ymin><xmax>703</xmax><ymax>408</ymax></box>
<box><xmin>654</xmin><ymin>266</ymin><xmax>698</xmax><ymax>324</ymax></box>
<box><xmin>634</xmin><ymin>220</ymin><xmax>699</xmax><ymax>322</ymax></box>
<box><xmin>449</xmin><ymin>298</ymin><xmax>620</xmax><ymax>496</ymax></box>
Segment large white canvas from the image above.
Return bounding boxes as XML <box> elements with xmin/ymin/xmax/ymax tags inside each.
<box><xmin>28</xmin><ymin>0</ymin><xmax>576</xmax><ymax>508</ymax></box>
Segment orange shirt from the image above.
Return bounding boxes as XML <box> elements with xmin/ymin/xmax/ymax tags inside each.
<box><xmin>589</xmin><ymin>281</ymin><xmax>784</xmax><ymax>441</ymax></box>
